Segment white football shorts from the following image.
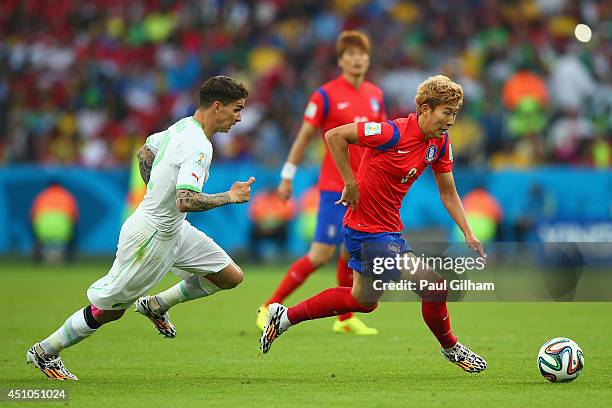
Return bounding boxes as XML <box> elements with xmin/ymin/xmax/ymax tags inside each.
<box><xmin>87</xmin><ymin>213</ymin><xmax>231</xmax><ymax>310</ymax></box>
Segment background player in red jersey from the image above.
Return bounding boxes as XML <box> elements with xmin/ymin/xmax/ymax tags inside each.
<box><xmin>256</xmin><ymin>31</ymin><xmax>384</xmax><ymax>335</ymax></box>
<box><xmin>261</xmin><ymin>75</ymin><xmax>488</xmax><ymax>373</ymax></box>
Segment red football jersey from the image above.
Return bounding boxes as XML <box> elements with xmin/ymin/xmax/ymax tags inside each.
<box><xmin>303</xmin><ymin>75</ymin><xmax>386</xmax><ymax>192</ymax></box>
<box><xmin>343</xmin><ymin>113</ymin><xmax>453</xmax><ymax>233</ymax></box>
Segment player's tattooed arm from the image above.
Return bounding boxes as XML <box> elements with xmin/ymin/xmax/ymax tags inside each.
<box><xmin>136</xmin><ymin>145</ymin><xmax>156</xmax><ymax>184</ymax></box>
<box><xmin>175</xmin><ymin>177</ymin><xmax>255</xmax><ymax>212</ymax></box>
<box><xmin>176</xmin><ymin>189</ymin><xmax>233</xmax><ymax>212</ymax></box>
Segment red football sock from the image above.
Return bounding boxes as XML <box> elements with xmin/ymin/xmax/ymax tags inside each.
<box><xmin>266</xmin><ymin>256</ymin><xmax>316</xmax><ymax>305</ymax></box>
<box><xmin>287</xmin><ymin>287</ymin><xmax>377</xmax><ymax>325</ymax></box>
<box><xmin>336</xmin><ymin>257</ymin><xmax>354</xmax><ymax>321</ymax></box>
<box><xmin>421</xmin><ymin>279</ymin><xmax>457</xmax><ymax>349</ymax></box>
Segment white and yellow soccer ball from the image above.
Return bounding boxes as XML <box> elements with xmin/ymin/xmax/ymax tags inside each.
<box><xmin>537</xmin><ymin>337</ymin><xmax>585</xmax><ymax>383</ymax></box>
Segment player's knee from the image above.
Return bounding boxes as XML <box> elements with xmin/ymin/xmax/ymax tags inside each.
<box><xmin>228</xmin><ymin>268</ymin><xmax>244</xmax><ymax>289</ymax></box>
<box><xmin>217</xmin><ymin>265</ymin><xmax>244</xmax><ymax>290</ymax></box>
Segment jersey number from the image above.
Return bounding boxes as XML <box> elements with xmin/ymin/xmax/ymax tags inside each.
<box><xmin>400</xmin><ymin>168</ymin><xmax>418</xmax><ymax>183</ymax></box>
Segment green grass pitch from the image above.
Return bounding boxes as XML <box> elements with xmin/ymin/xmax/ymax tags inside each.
<box><xmin>1</xmin><ymin>260</ymin><xmax>611</xmax><ymax>407</ymax></box>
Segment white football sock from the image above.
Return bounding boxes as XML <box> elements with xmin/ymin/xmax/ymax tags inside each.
<box><xmin>154</xmin><ymin>275</ymin><xmax>221</xmax><ymax>312</ymax></box>
<box><xmin>39</xmin><ymin>309</ymin><xmax>97</xmax><ymax>356</ymax></box>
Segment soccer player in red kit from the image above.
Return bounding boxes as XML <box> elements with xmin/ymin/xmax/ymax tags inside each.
<box><xmin>256</xmin><ymin>31</ymin><xmax>384</xmax><ymax>335</ymax></box>
<box><xmin>260</xmin><ymin>75</ymin><xmax>488</xmax><ymax>373</ymax></box>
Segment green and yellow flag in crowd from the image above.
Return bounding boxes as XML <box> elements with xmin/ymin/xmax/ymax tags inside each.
<box><xmin>123</xmin><ymin>149</ymin><xmax>147</xmax><ymax>220</ymax></box>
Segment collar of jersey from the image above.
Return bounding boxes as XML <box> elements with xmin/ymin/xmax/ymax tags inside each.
<box><xmin>338</xmin><ymin>74</ymin><xmax>364</xmax><ymax>92</ymax></box>
<box><xmin>190</xmin><ymin>117</ymin><xmax>209</xmax><ymax>139</ymax></box>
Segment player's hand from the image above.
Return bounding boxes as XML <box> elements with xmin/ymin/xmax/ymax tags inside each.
<box><xmin>335</xmin><ymin>183</ymin><xmax>359</xmax><ymax>209</ymax></box>
<box><xmin>465</xmin><ymin>232</ymin><xmax>486</xmax><ymax>261</ymax></box>
<box><xmin>229</xmin><ymin>177</ymin><xmax>256</xmax><ymax>203</ymax></box>
<box><xmin>277</xmin><ymin>178</ymin><xmax>293</xmax><ymax>201</ymax></box>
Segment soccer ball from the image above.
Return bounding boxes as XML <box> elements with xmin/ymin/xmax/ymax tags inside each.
<box><xmin>537</xmin><ymin>337</ymin><xmax>584</xmax><ymax>383</ymax></box>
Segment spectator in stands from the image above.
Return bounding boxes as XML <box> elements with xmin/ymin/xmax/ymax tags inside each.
<box><xmin>248</xmin><ymin>187</ymin><xmax>295</xmax><ymax>262</ymax></box>
<box><xmin>0</xmin><ymin>0</ymin><xmax>609</xmax><ymax>168</ymax></box>
<box><xmin>31</xmin><ymin>181</ymin><xmax>79</xmax><ymax>263</ymax></box>
<box><xmin>454</xmin><ymin>187</ymin><xmax>502</xmax><ymax>243</ymax></box>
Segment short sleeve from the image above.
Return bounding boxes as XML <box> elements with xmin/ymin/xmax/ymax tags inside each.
<box><xmin>356</xmin><ymin>120</ymin><xmax>400</xmax><ymax>151</ymax></box>
<box><xmin>145</xmin><ymin>130</ymin><xmax>167</xmax><ymax>155</ymax></box>
<box><xmin>432</xmin><ymin>133</ymin><xmax>453</xmax><ymax>173</ymax></box>
<box><xmin>176</xmin><ymin>149</ymin><xmax>208</xmax><ymax>193</ymax></box>
<box><xmin>175</xmin><ymin>132</ymin><xmax>210</xmax><ymax>193</ymax></box>
<box><xmin>303</xmin><ymin>88</ymin><xmax>328</xmax><ymax>128</ymax></box>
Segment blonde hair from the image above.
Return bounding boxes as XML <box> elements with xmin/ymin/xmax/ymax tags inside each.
<box><xmin>415</xmin><ymin>75</ymin><xmax>463</xmax><ymax>112</ymax></box>
<box><xmin>336</xmin><ymin>31</ymin><xmax>371</xmax><ymax>58</ymax></box>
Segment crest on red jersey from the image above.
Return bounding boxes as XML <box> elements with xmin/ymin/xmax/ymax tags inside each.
<box><xmin>425</xmin><ymin>145</ymin><xmax>438</xmax><ymax>162</ymax></box>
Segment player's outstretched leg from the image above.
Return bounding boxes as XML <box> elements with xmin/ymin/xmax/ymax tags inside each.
<box><xmin>260</xmin><ymin>286</ymin><xmax>378</xmax><ymax>354</ymax></box>
<box><xmin>26</xmin><ymin>344</ymin><xmax>78</xmax><ymax>381</ymax></box>
<box><xmin>441</xmin><ymin>341</ymin><xmax>487</xmax><ymax>373</ymax></box>
<box><xmin>135</xmin><ymin>296</ymin><xmax>176</xmax><ymax>338</ymax></box>
<box><xmin>27</xmin><ymin>305</ymin><xmax>124</xmax><ymax>380</ymax></box>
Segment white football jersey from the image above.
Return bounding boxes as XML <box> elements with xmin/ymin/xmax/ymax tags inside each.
<box><xmin>137</xmin><ymin>116</ymin><xmax>213</xmax><ymax>234</ymax></box>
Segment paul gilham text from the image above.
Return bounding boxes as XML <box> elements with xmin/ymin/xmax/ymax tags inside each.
<box><xmin>373</xmin><ymin>280</ymin><xmax>495</xmax><ymax>292</ymax></box>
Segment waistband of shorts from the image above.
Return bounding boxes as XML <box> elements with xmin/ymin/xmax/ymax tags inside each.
<box><xmin>129</xmin><ymin>212</ymin><xmax>181</xmax><ymax>241</ymax></box>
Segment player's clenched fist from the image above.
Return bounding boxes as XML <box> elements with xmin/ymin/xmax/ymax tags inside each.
<box><xmin>230</xmin><ymin>177</ymin><xmax>256</xmax><ymax>203</ymax></box>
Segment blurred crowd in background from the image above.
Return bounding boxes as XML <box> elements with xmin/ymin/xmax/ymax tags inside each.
<box><xmin>1</xmin><ymin>0</ymin><xmax>610</xmax><ymax>170</ymax></box>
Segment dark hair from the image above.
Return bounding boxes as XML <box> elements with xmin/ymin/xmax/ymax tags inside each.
<box><xmin>198</xmin><ymin>76</ymin><xmax>249</xmax><ymax>107</ymax></box>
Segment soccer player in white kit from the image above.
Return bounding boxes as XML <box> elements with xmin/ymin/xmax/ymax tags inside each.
<box><xmin>26</xmin><ymin>76</ymin><xmax>252</xmax><ymax>380</ymax></box>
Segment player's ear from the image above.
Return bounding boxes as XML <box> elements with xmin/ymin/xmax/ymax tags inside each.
<box><xmin>419</xmin><ymin>103</ymin><xmax>431</xmax><ymax>116</ymax></box>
